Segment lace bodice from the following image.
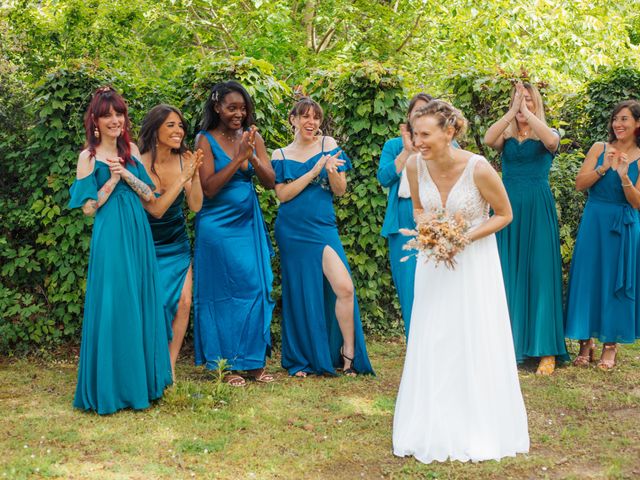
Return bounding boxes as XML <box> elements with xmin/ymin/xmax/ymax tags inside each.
<box><xmin>417</xmin><ymin>154</ymin><xmax>490</xmax><ymax>227</ymax></box>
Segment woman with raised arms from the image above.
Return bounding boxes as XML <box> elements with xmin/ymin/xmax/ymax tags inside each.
<box><xmin>271</xmin><ymin>97</ymin><xmax>374</xmax><ymax>377</ymax></box>
<box><xmin>138</xmin><ymin>104</ymin><xmax>204</xmax><ymax>380</ymax></box>
<box><xmin>193</xmin><ymin>81</ymin><xmax>276</xmax><ymax>386</ymax></box>
<box><xmin>70</xmin><ymin>87</ymin><xmax>193</xmax><ymax>414</ymax></box>
<box><xmin>566</xmin><ymin>100</ymin><xmax>640</xmax><ymax>370</ymax></box>
<box><xmin>484</xmin><ymin>82</ymin><xmax>568</xmax><ymax>375</ymax></box>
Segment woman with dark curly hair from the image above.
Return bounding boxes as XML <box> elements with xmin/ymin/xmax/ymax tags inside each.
<box><xmin>138</xmin><ymin>104</ymin><xmax>203</xmax><ymax>380</ymax></box>
<box><xmin>566</xmin><ymin>100</ymin><xmax>640</xmax><ymax>370</ymax></box>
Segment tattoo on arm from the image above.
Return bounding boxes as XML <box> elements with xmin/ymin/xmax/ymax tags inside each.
<box><xmin>123</xmin><ymin>173</ymin><xmax>153</xmax><ymax>201</ymax></box>
<box><xmin>83</xmin><ymin>180</ymin><xmax>114</xmax><ymax>215</ymax></box>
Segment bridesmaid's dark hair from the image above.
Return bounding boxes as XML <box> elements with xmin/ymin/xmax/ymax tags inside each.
<box><xmin>138</xmin><ymin>104</ymin><xmax>188</xmax><ymax>176</ymax></box>
<box><xmin>200</xmin><ymin>81</ymin><xmax>254</xmax><ymax>131</ymax></box>
<box><xmin>608</xmin><ymin>100</ymin><xmax>640</xmax><ymax>147</ymax></box>
<box><xmin>83</xmin><ymin>86</ymin><xmax>134</xmax><ymax>165</ymax></box>
<box><xmin>289</xmin><ymin>97</ymin><xmax>323</xmax><ymax>124</ymax></box>
<box><xmin>407</xmin><ymin>93</ymin><xmax>433</xmax><ymax>118</ymax></box>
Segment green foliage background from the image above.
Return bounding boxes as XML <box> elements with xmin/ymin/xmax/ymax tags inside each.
<box><xmin>1</xmin><ymin>0</ymin><xmax>639</xmax><ymax>352</ymax></box>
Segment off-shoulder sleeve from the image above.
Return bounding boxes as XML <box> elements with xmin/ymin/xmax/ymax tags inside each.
<box><xmin>331</xmin><ymin>147</ymin><xmax>352</xmax><ymax>173</ymax></box>
<box><xmin>68</xmin><ymin>174</ymin><xmax>98</xmax><ymax>209</ymax></box>
<box><xmin>272</xmin><ymin>159</ymin><xmax>286</xmax><ymax>185</ymax></box>
<box><xmin>133</xmin><ymin>157</ymin><xmax>156</xmax><ymax>189</ymax></box>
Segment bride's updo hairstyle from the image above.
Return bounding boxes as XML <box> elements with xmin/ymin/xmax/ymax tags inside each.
<box><xmin>410</xmin><ymin>100</ymin><xmax>468</xmax><ymax>139</ymax></box>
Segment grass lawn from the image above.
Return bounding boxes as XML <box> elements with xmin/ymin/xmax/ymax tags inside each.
<box><xmin>1</xmin><ymin>338</ymin><xmax>639</xmax><ymax>479</ymax></box>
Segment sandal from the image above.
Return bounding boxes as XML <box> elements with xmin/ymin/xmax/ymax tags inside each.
<box><xmin>536</xmin><ymin>356</ymin><xmax>556</xmax><ymax>376</ymax></box>
<box><xmin>224</xmin><ymin>373</ymin><xmax>246</xmax><ymax>387</ymax></box>
<box><xmin>597</xmin><ymin>343</ymin><xmax>617</xmax><ymax>371</ymax></box>
<box><xmin>340</xmin><ymin>347</ymin><xmax>358</xmax><ymax>377</ymax></box>
<box><xmin>248</xmin><ymin>368</ymin><xmax>276</xmax><ymax>384</ymax></box>
<box><xmin>573</xmin><ymin>339</ymin><xmax>595</xmax><ymax>367</ymax></box>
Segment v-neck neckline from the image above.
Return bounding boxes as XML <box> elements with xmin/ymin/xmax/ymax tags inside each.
<box><xmin>423</xmin><ymin>155</ymin><xmax>475</xmax><ymax>209</ymax></box>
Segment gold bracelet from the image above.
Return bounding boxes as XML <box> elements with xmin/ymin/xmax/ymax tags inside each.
<box><xmin>595</xmin><ymin>167</ymin><xmax>605</xmax><ymax>177</ymax></box>
<box><xmin>622</xmin><ymin>182</ymin><xmax>633</xmax><ymax>188</ymax></box>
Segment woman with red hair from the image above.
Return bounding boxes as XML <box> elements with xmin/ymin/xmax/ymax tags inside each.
<box><xmin>69</xmin><ymin>87</ymin><xmax>191</xmax><ymax>414</ymax></box>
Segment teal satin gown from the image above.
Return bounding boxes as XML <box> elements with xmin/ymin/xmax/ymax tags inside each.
<box><xmin>69</xmin><ymin>158</ymin><xmax>172</xmax><ymax>415</ymax></box>
<box><xmin>566</xmin><ymin>145</ymin><xmax>640</xmax><ymax>343</ymax></box>
<box><xmin>146</xmin><ymin>190</ymin><xmax>191</xmax><ymax>338</ymax></box>
<box><xmin>496</xmin><ymin>136</ymin><xmax>569</xmax><ymax>362</ymax></box>
<box><xmin>193</xmin><ymin>131</ymin><xmax>274</xmax><ymax>371</ymax></box>
<box><xmin>273</xmin><ymin>140</ymin><xmax>374</xmax><ymax>376</ymax></box>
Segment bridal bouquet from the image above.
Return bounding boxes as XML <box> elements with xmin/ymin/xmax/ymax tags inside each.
<box><xmin>400</xmin><ymin>210</ymin><xmax>470</xmax><ymax>269</ymax></box>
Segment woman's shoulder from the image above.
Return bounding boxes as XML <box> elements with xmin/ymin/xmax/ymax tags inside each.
<box><xmin>76</xmin><ymin>149</ymin><xmax>95</xmax><ymax>178</ymax></box>
<box><xmin>321</xmin><ymin>136</ymin><xmax>339</xmax><ymax>151</ymax></box>
<box><xmin>587</xmin><ymin>142</ymin><xmax>607</xmax><ymax>156</ymax></box>
<box><xmin>271</xmin><ymin>145</ymin><xmax>289</xmax><ymax>161</ymax></box>
<box><xmin>129</xmin><ymin>142</ymin><xmax>141</xmax><ymax>157</ymax></box>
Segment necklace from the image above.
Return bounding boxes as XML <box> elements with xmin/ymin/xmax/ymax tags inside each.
<box><xmin>219</xmin><ymin>129</ymin><xmax>242</xmax><ymax>142</ymax></box>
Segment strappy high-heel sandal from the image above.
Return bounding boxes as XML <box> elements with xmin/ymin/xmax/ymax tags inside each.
<box><xmin>597</xmin><ymin>343</ymin><xmax>617</xmax><ymax>371</ymax></box>
<box><xmin>340</xmin><ymin>347</ymin><xmax>358</xmax><ymax>377</ymax></box>
<box><xmin>536</xmin><ymin>356</ymin><xmax>556</xmax><ymax>376</ymax></box>
<box><xmin>572</xmin><ymin>339</ymin><xmax>595</xmax><ymax>367</ymax></box>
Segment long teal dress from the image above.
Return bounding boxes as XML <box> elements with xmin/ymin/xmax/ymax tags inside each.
<box><xmin>377</xmin><ymin>137</ymin><xmax>416</xmax><ymax>337</ymax></box>
<box><xmin>273</xmin><ymin>140</ymin><xmax>374</xmax><ymax>376</ymax></box>
<box><xmin>566</xmin><ymin>145</ymin><xmax>640</xmax><ymax>343</ymax></box>
<box><xmin>496</xmin><ymin>136</ymin><xmax>569</xmax><ymax>362</ymax></box>
<box><xmin>69</xmin><ymin>158</ymin><xmax>173</xmax><ymax>415</ymax></box>
<box><xmin>146</xmin><ymin>189</ymin><xmax>191</xmax><ymax>338</ymax></box>
<box><xmin>193</xmin><ymin>131</ymin><xmax>274</xmax><ymax>371</ymax></box>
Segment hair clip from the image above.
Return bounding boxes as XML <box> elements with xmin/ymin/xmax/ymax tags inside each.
<box><xmin>96</xmin><ymin>86</ymin><xmax>114</xmax><ymax>94</ymax></box>
<box><xmin>211</xmin><ymin>91</ymin><xmax>219</xmax><ymax>103</ymax></box>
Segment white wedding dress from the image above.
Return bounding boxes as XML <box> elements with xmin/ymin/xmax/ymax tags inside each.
<box><xmin>392</xmin><ymin>154</ymin><xmax>529</xmax><ymax>463</ymax></box>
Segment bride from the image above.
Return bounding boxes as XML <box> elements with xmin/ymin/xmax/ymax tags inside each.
<box><xmin>392</xmin><ymin>100</ymin><xmax>529</xmax><ymax>463</ymax></box>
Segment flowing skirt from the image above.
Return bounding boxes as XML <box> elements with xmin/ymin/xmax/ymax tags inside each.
<box><xmin>393</xmin><ymin>234</ymin><xmax>529</xmax><ymax>463</ymax></box>
<box><xmin>74</xmin><ymin>191</ymin><xmax>173</xmax><ymax>415</ymax></box>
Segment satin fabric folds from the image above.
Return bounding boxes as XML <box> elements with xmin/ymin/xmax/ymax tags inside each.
<box><xmin>273</xmin><ymin>144</ymin><xmax>374</xmax><ymax>376</ymax></box>
<box><xmin>69</xmin><ymin>159</ymin><xmax>172</xmax><ymax>415</ymax></box>
<box><xmin>193</xmin><ymin>131</ymin><xmax>274</xmax><ymax>371</ymax></box>
<box><xmin>566</xmin><ymin>146</ymin><xmax>640</xmax><ymax>343</ymax></box>
<box><xmin>496</xmin><ymin>137</ymin><xmax>568</xmax><ymax>362</ymax></box>
<box><xmin>146</xmin><ymin>190</ymin><xmax>191</xmax><ymax>339</ymax></box>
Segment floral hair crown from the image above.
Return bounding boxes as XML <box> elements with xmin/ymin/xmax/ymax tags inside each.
<box><xmin>95</xmin><ymin>86</ymin><xmax>115</xmax><ymax>94</ymax></box>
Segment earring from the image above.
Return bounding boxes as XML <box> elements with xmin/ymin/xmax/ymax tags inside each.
<box><xmin>94</xmin><ymin>127</ymin><xmax>100</xmax><ymax>139</ymax></box>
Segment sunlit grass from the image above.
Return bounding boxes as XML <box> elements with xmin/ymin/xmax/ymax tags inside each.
<box><xmin>1</xmin><ymin>339</ymin><xmax>639</xmax><ymax>479</ymax></box>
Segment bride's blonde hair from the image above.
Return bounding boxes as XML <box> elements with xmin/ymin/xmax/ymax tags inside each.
<box><xmin>410</xmin><ymin>100</ymin><xmax>468</xmax><ymax>139</ymax></box>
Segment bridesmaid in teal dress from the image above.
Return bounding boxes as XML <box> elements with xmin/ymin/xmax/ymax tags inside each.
<box><xmin>567</xmin><ymin>100</ymin><xmax>640</xmax><ymax>370</ymax></box>
<box><xmin>193</xmin><ymin>81</ymin><xmax>276</xmax><ymax>386</ymax></box>
<box><xmin>138</xmin><ymin>104</ymin><xmax>204</xmax><ymax>380</ymax></box>
<box><xmin>70</xmin><ymin>87</ymin><xmax>172</xmax><ymax>414</ymax></box>
<box><xmin>484</xmin><ymin>82</ymin><xmax>568</xmax><ymax>375</ymax></box>
<box><xmin>377</xmin><ymin>93</ymin><xmax>432</xmax><ymax>337</ymax></box>
<box><xmin>272</xmin><ymin>97</ymin><xmax>374</xmax><ymax>377</ymax></box>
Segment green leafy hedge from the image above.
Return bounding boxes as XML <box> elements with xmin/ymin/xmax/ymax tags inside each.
<box><xmin>2</xmin><ymin>60</ymin><xmax>640</xmax><ymax>353</ymax></box>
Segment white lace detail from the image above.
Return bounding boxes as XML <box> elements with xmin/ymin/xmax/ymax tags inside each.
<box><xmin>417</xmin><ymin>154</ymin><xmax>490</xmax><ymax>227</ymax></box>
